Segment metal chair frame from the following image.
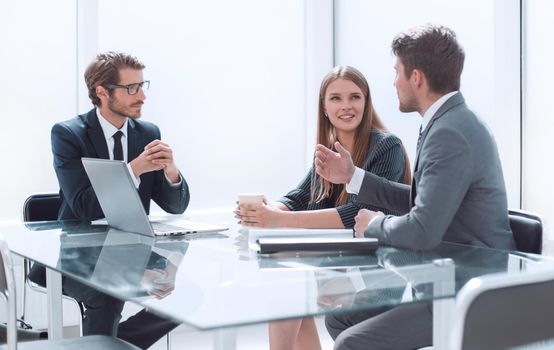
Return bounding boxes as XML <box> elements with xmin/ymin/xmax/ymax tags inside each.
<box><xmin>451</xmin><ymin>267</ymin><xmax>554</xmax><ymax>349</ymax></box>
<box><xmin>21</xmin><ymin>193</ymin><xmax>84</xmax><ymax>334</ymax></box>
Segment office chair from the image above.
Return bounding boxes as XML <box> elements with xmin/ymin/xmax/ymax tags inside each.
<box><xmin>0</xmin><ymin>233</ymin><xmax>141</xmax><ymax>350</ymax></box>
<box><xmin>509</xmin><ymin>209</ymin><xmax>543</xmax><ymax>254</ymax></box>
<box><xmin>21</xmin><ymin>193</ymin><xmax>84</xmax><ymax>332</ymax></box>
<box><xmin>450</xmin><ymin>267</ymin><xmax>554</xmax><ymax>349</ymax></box>
<box><xmin>419</xmin><ymin>208</ymin><xmax>544</xmax><ymax>350</ymax></box>
<box><xmin>22</xmin><ymin>194</ymin><xmax>62</xmax><ymax>223</ymax></box>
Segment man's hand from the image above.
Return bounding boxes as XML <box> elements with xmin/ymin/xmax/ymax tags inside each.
<box><xmin>354</xmin><ymin>209</ymin><xmax>384</xmax><ymax>238</ymax></box>
<box><xmin>314</xmin><ymin>142</ymin><xmax>355</xmax><ymax>184</ymax></box>
<box><xmin>130</xmin><ymin>140</ymin><xmax>180</xmax><ymax>183</ymax></box>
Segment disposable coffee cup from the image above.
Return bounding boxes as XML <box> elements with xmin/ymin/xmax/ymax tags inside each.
<box><xmin>237</xmin><ymin>193</ymin><xmax>264</xmax><ymax>233</ymax></box>
<box><xmin>237</xmin><ymin>193</ymin><xmax>264</xmax><ymax>205</ymax></box>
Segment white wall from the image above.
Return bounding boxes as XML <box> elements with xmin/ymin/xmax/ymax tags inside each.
<box><xmin>334</xmin><ymin>0</ymin><xmax>521</xmax><ymax>207</ymax></box>
<box><xmin>522</xmin><ymin>0</ymin><xmax>554</xmax><ymax>235</ymax></box>
<box><xmin>90</xmin><ymin>0</ymin><xmax>310</xmax><ymax>211</ymax></box>
<box><xmin>304</xmin><ymin>0</ymin><xmax>334</xmax><ymax>167</ymax></box>
<box><xmin>0</xmin><ymin>0</ymin><xmax>83</xmax><ymax>327</ymax></box>
<box><xmin>0</xmin><ymin>0</ymin><xmax>78</xmax><ymax>221</ymax></box>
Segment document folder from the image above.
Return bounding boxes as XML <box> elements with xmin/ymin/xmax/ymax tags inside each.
<box><xmin>248</xmin><ymin>228</ymin><xmax>353</xmax><ymax>249</ymax></box>
<box><xmin>257</xmin><ymin>237</ymin><xmax>379</xmax><ymax>254</ymax></box>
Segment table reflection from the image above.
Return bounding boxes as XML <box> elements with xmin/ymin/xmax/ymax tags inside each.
<box><xmin>58</xmin><ymin>227</ymin><xmax>188</xmax><ymax>300</ymax></box>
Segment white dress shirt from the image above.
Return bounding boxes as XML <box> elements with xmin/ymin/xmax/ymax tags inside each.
<box><xmin>96</xmin><ymin>108</ymin><xmax>130</xmax><ymax>162</ymax></box>
<box><xmin>96</xmin><ymin>109</ymin><xmax>141</xmax><ymax>188</ymax></box>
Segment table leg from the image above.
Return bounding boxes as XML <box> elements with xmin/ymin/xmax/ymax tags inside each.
<box><xmin>212</xmin><ymin>328</ymin><xmax>237</xmax><ymax>350</ymax></box>
<box><xmin>432</xmin><ymin>259</ymin><xmax>455</xmax><ymax>349</ymax></box>
<box><xmin>46</xmin><ymin>268</ymin><xmax>63</xmax><ymax>339</ymax></box>
<box><xmin>433</xmin><ymin>297</ymin><xmax>455</xmax><ymax>348</ymax></box>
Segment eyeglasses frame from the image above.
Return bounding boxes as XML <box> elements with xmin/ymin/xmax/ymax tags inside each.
<box><xmin>106</xmin><ymin>80</ymin><xmax>150</xmax><ymax>95</ymax></box>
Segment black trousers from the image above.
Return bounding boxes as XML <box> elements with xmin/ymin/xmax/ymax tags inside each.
<box><xmin>63</xmin><ymin>276</ymin><xmax>179</xmax><ymax>349</ymax></box>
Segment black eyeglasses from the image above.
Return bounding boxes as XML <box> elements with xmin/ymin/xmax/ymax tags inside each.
<box><xmin>107</xmin><ymin>80</ymin><xmax>150</xmax><ymax>95</ymax></box>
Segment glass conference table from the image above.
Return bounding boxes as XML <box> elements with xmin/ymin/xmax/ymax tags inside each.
<box><xmin>1</xmin><ymin>210</ymin><xmax>551</xmax><ymax>349</ymax></box>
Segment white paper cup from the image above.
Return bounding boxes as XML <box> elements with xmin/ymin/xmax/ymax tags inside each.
<box><xmin>237</xmin><ymin>193</ymin><xmax>264</xmax><ymax>205</ymax></box>
<box><xmin>237</xmin><ymin>193</ymin><xmax>264</xmax><ymax>232</ymax></box>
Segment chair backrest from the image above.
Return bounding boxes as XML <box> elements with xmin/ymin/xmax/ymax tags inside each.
<box><xmin>22</xmin><ymin>193</ymin><xmax>62</xmax><ymax>222</ymax></box>
<box><xmin>22</xmin><ymin>193</ymin><xmax>62</xmax><ymax>290</ymax></box>
<box><xmin>0</xmin><ymin>234</ymin><xmax>20</xmax><ymax>349</ymax></box>
<box><xmin>509</xmin><ymin>209</ymin><xmax>543</xmax><ymax>254</ymax></box>
<box><xmin>451</xmin><ymin>268</ymin><xmax>554</xmax><ymax>350</ymax></box>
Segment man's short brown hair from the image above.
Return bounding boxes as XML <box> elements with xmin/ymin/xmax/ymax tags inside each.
<box><xmin>392</xmin><ymin>24</ymin><xmax>465</xmax><ymax>94</ymax></box>
<box><xmin>84</xmin><ymin>52</ymin><xmax>145</xmax><ymax>106</ymax></box>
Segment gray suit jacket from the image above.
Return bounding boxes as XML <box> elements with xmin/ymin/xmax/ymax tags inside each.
<box><xmin>357</xmin><ymin>93</ymin><xmax>515</xmax><ymax>251</ymax></box>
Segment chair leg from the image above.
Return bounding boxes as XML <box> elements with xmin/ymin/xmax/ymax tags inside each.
<box><xmin>166</xmin><ymin>331</ymin><xmax>171</xmax><ymax>350</ymax></box>
<box><xmin>21</xmin><ymin>259</ymin><xmax>32</xmax><ymax>321</ymax></box>
<box><xmin>78</xmin><ymin>302</ymin><xmax>85</xmax><ymax>336</ymax></box>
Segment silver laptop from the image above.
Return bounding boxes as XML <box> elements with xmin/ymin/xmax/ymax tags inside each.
<box><xmin>82</xmin><ymin>157</ymin><xmax>228</xmax><ymax>237</ymax></box>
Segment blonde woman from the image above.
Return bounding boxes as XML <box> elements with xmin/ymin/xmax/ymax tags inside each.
<box><xmin>236</xmin><ymin>65</ymin><xmax>411</xmax><ymax>350</ymax></box>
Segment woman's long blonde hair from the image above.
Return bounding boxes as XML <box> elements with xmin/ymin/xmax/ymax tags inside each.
<box><xmin>312</xmin><ymin>66</ymin><xmax>411</xmax><ymax>205</ymax></box>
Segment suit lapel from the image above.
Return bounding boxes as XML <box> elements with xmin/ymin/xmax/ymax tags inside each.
<box><xmin>84</xmin><ymin>109</ymin><xmax>109</xmax><ymax>159</ymax></box>
<box><xmin>412</xmin><ymin>93</ymin><xmax>465</xmax><ymax>172</ymax></box>
<box><xmin>409</xmin><ymin>93</ymin><xmax>465</xmax><ymax>207</ymax></box>
<box><xmin>127</xmin><ymin>119</ymin><xmax>142</xmax><ymax>162</ymax></box>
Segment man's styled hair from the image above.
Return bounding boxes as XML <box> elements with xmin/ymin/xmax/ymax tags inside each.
<box><xmin>391</xmin><ymin>24</ymin><xmax>465</xmax><ymax>94</ymax></box>
<box><xmin>84</xmin><ymin>51</ymin><xmax>145</xmax><ymax>106</ymax></box>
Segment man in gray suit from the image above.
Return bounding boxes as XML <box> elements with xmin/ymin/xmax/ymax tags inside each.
<box><xmin>315</xmin><ymin>24</ymin><xmax>516</xmax><ymax>349</ymax></box>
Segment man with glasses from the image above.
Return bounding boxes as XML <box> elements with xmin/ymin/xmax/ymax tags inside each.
<box><xmin>29</xmin><ymin>51</ymin><xmax>189</xmax><ymax>349</ymax></box>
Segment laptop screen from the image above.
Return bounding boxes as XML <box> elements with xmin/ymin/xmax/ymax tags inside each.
<box><xmin>82</xmin><ymin>158</ymin><xmax>155</xmax><ymax>236</ymax></box>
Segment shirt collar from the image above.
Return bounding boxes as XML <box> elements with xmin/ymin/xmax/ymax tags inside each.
<box><xmin>96</xmin><ymin>108</ymin><xmax>128</xmax><ymax>140</ymax></box>
<box><xmin>421</xmin><ymin>91</ymin><xmax>458</xmax><ymax>132</ymax></box>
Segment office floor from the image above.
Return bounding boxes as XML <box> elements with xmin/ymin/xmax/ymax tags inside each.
<box><xmin>149</xmin><ymin>316</ymin><xmax>334</xmax><ymax>350</ymax></box>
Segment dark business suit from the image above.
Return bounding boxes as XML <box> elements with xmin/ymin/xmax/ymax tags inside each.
<box><xmin>31</xmin><ymin>108</ymin><xmax>190</xmax><ymax>349</ymax></box>
<box><xmin>53</xmin><ymin>109</ymin><xmax>189</xmax><ymax>222</ymax></box>
<box><xmin>326</xmin><ymin>93</ymin><xmax>516</xmax><ymax>349</ymax></box>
